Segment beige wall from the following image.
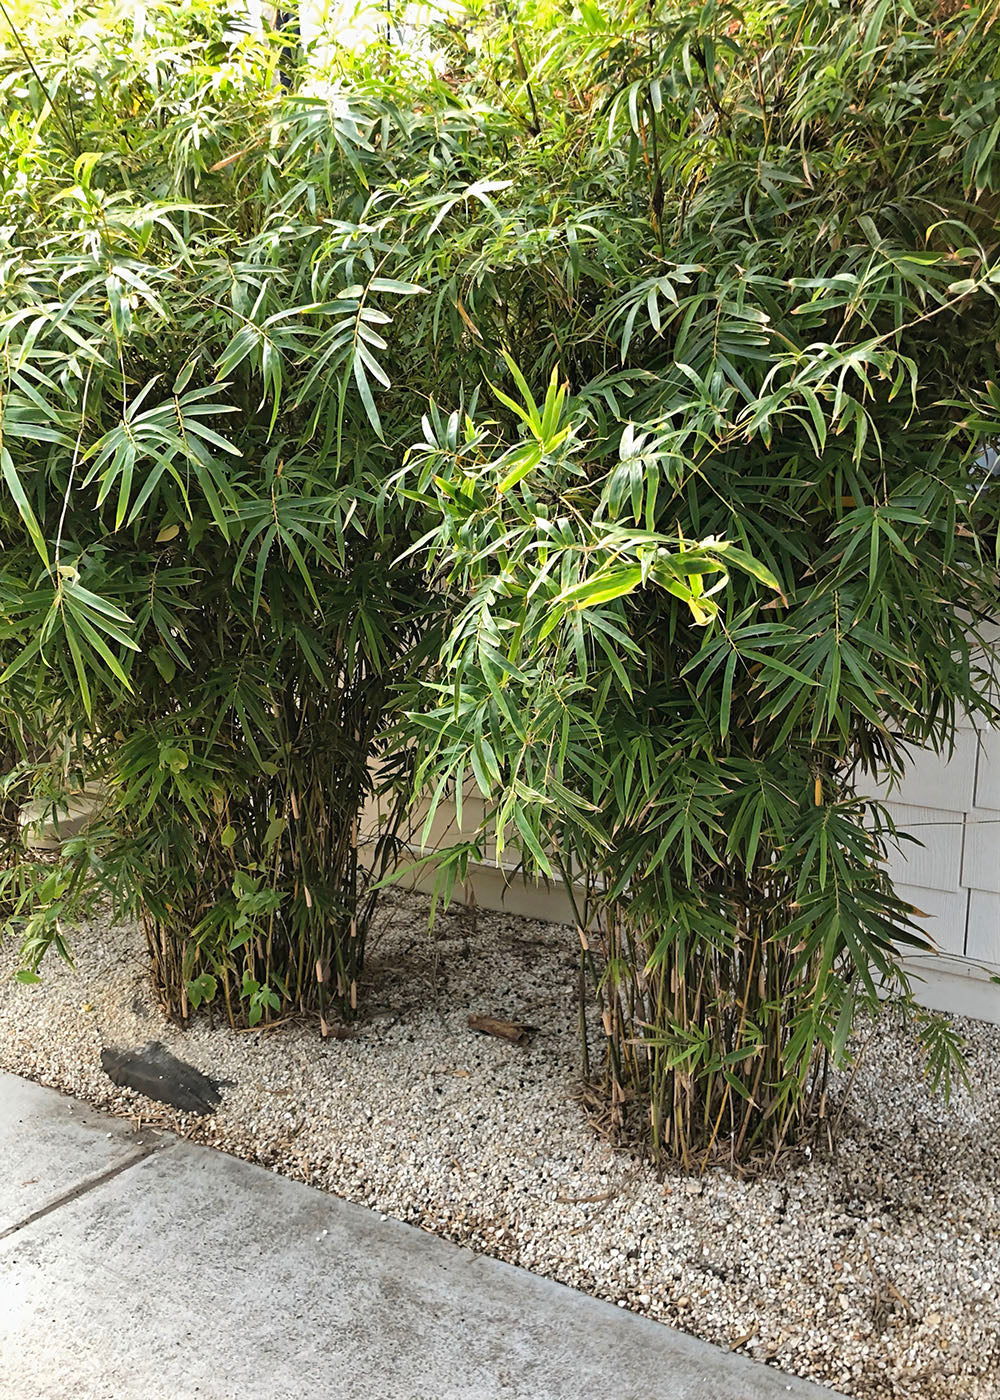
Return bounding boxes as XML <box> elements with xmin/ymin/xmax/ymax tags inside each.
<box><xmin>360</xmin><ymin>784</ymin><xmax>578</xmax><ymax>924</ymax></box>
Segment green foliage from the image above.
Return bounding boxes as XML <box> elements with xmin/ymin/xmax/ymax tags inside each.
<box><xmin>0</xmin><ymin>0</ymin><xmax>442</xmax><ymax>1023</ymax></box>
<box><xmin>2</xmin><ymin>0</ymin><xmax>999</xmax><ymax>1166</ymax></box>
<box><xmin>389</xmin><ymin>0</ymin><xmax>1000</xmax><ymax>1164</ymax></box>
<box><xmin>0</xmin><ymin>0</ymin><xmax>736</xmax><ymax>1034</ymax></box>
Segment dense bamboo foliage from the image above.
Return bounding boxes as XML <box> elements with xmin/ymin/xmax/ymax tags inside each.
<box><xmin>2</xmin><ymin>0</ymin><xmax>999</xmax><ymax>1162</ymax></box>
<box><xmin>395</xmin><ymin>0</ymin><xmax>1000</xmax><ymax>1164</ymax></box>
<box><xmin>0</xmin><ymin>0</ymin><xmax>737</xmax><ymax>1028</ymax></box>
<box><xmin>0</xmin><ymin>1</ymin><xmax>450</xmax><ymax>1024</ymax></box>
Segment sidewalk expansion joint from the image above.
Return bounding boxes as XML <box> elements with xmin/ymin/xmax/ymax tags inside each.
<box><xmin>0</xmin><ymin>1139</ymin><xmax>173</xmax><ymax>1241</ymax></box>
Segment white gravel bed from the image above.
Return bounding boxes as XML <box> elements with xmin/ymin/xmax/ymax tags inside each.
<box><xmin>1</xmin><ymin>889</ymin><xmax>998</xmax><ymax>1400</ymax></box>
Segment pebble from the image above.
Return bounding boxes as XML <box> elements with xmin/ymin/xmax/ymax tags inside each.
<box><xmin>1</xmin><ymin>888</ymin><xmax>998</xmax><ymax>1400</ymax></box>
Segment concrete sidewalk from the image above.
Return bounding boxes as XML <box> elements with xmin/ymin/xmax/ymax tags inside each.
<box><xmin>0</xmin><ymin>1072</ymin><xmax>840</xmax><ymax>1400</ymax></box>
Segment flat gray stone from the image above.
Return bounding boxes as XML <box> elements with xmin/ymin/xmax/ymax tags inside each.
<box><xmin>100</xmin><ymin>1040</ymin><xmax>226</xmax><ymax>1113</ymax></box>
<box><xmin>0</xmin><ymin>1074</ymin><xmax>839</xmax><ymax>1400</ymax></box>
<box><xmin>0</xmin><ymin>1071</ymin><xmax>161</xmax><ymax>1232</ymax></box>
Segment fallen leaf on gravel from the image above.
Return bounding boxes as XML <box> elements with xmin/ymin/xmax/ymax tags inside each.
<box><xmin>555</xmin><ymin>1190</ymin><xmax>615</xmax><ymax>1205</ymax></box>
<box><xmin>730</xmin><ymin>1322</ymin><xmax>758</xmax><ymax>1350</ymax></box>
<box><xmin>467</xmin><ymin>1014</ymin><xmax>537</xmax><ymax>1044</ymax></box>
<box><xmin>319</xmin><ymin>1018</ymin><xmax>353</xmax><ymax>1040</ymax></box>
<box><xmin>887</xmin><ymin>1281</ymin><xmax>913</xmax><ymax>1318</ymax></box>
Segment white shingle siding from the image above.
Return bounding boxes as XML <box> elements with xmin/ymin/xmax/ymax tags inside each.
<box><xmin>966</xmin><ymin>891</ymin><xmax>1000</xmax><ymax>966</ymax></box>
<box><xmin>884</xmin><ymin>803</ymin><xmax>966</xmax><ymax>914</ymax></box>
<box><xmin>873</xmin><ymin>726</ymin><xmax>1000</xmax><ymax>1020</ymax></box>
<box><xmin>873</xmin><ymin>732</ymin><xmax>979</xmax><ymax>811</ymax></box>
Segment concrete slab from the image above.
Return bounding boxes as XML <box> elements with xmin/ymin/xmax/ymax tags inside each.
<box><xmin>0</xmin><ymin>1071</ymin><xmax>162</xmax><ymax>1233</ymax></box>
<box><xmin>0</xmin><ymin>1073</ymin><xmax>839</xmax><ymax>1400</ymax></box>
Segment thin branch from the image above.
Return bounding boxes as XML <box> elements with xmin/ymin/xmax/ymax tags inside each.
<box><xmin>0</xmin><ymin>0</ymin><xmax>77</xmax><ymax>153</ymax></box>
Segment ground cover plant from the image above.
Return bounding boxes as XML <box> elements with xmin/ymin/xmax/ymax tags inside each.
<box><xmin>2</xmin><ymin>0</ymin><xmax>1000</xmax><ymax>1168</ymax></box>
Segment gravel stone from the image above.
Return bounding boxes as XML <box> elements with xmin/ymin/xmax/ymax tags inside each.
<box><xmin>1</xmin><ymin>889</ymin><xmax>998</xmax><ymax>1399</ymax></box>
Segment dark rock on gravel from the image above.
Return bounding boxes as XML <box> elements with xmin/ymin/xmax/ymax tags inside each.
<box><xmin>100</xmin><ymin>1041</ymin><xmax>226</xmax><ymax>1114</ymax></box>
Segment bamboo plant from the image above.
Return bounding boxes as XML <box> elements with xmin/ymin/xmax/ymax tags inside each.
<box><xmin>0</xmin><ymin>0</ymin><xmax>444</xmax><ymax>1024</ymax></box>
<box><xmin>393</xmin><ymin>0</ymin><xmax>1000</xmax><ymax>1165</ymax></box>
